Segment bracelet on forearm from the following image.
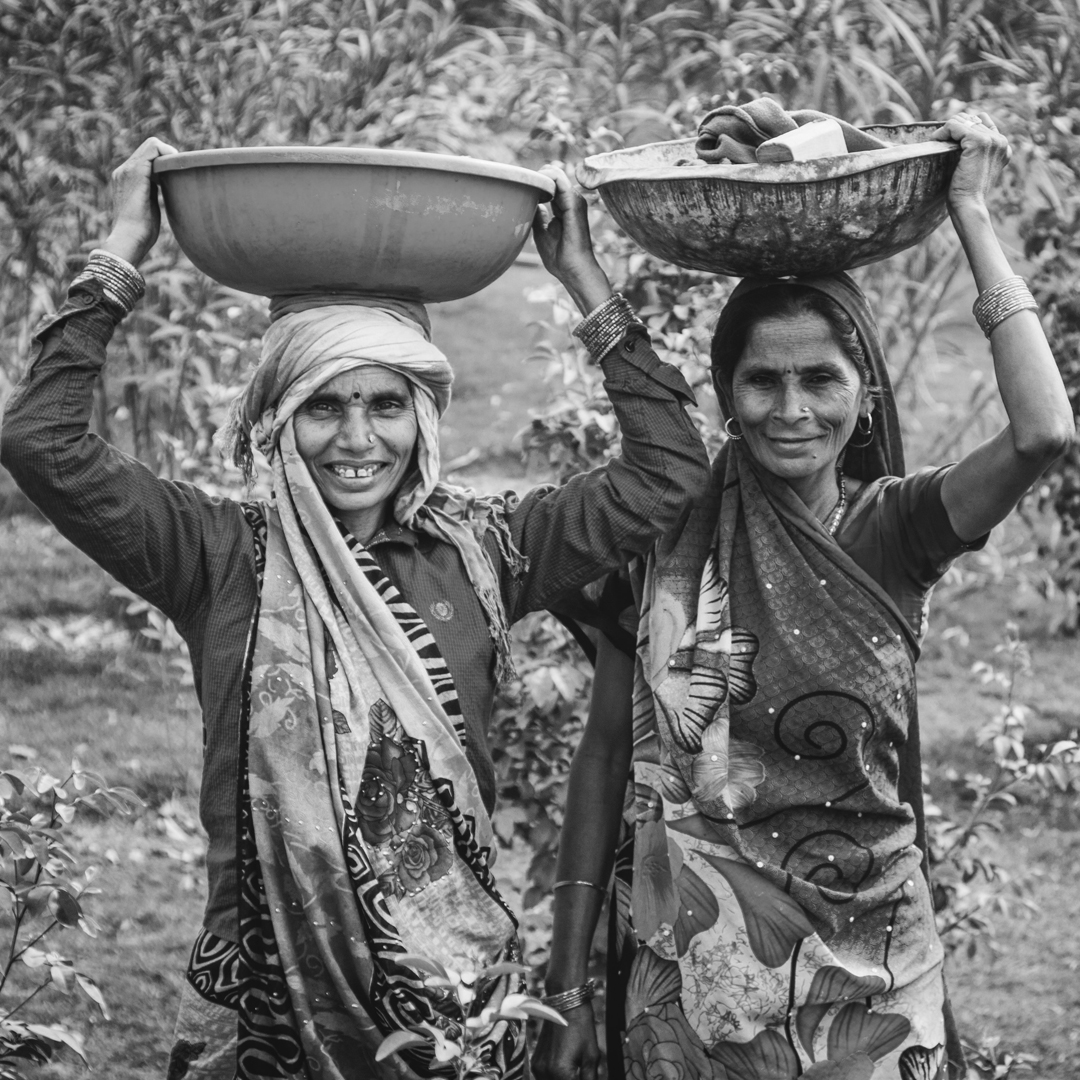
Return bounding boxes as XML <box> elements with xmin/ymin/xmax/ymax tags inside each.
<box><xmin>572</xmin><ymin>292</ymin><xmax>645</xmax><ymax>361</ymax></box>
<box><xmin>541</xmin><ymin>979</ymin><xmax>598</xmax><ymax>1013</ymax></box>
<box><xmin>553</xmin><ymin>879</ymin><xmax>606</xmax><ymax>893</ymax></box>
<box><xmin>972</xmin><ymin>275</ymin><xmax>1038</xmax><ymax>338</ymax></box>
<box><xmin>70</xmin><ymin>248</ymin><xmax>146</xmax><ymax>315</ymax></box>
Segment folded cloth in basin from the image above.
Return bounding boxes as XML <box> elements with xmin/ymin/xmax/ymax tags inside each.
<box><xmin>696</xmin><ymin>98</ymin><xmax>889</xmax><ymax>164</ymax></box>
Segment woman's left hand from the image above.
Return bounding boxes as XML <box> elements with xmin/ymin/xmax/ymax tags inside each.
<box><xmin>932</xmin><ymin>110</ymin><xmax>1011</xmax><ymax>214</ymax></box>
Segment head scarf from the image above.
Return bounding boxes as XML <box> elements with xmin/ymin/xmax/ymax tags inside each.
<box><xmin>709</xmin><ymin>272</ymin><xmax>905</xmax><ymax>482</ymax></box>
<box><xmin>223</xmin><ymin>304</ymin><xmax>523</xmax><ymax>680</ymax></box>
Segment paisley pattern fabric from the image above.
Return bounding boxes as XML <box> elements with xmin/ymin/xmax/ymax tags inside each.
<box><xmin>186</xmin><ymin>928</ymin><xmax>242</xmax><ymax>1009</ymax></box>
<box><xmin>612</xmin><ymin>443</ymin><xmax>951</xmax><ymax>1080</ymax></box>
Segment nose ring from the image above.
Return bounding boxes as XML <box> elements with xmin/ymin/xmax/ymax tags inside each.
<box><xmin>801</xmin><ymin>407</ymin><xmax>810</xmax><ymax>414</ymax></box>
<box><xmin>368</xmin><ymin>434</ymin><xmax>376</xmax><ymax>445</ymax></box>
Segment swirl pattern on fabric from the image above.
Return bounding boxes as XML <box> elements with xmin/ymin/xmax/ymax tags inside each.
<box><xmin>608</xmin><ymin>275</ymin><xmax>952</xmax><ymax>1080</ymax></box>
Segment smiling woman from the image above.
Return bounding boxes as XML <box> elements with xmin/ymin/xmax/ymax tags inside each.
<box><xmin>0</xmin><ymin>138</ymin><xmax>711</xmax><ymax>1080</ymax></box>
<box><xmin>535</xmin><ymin>110</ymin><xmax>1075</xmax><ymax>1080</ymax></box>
<box><xmin>293</xmin><ymin>369</ymin><xmax>419</xmax><ymax>537</ymax></box>
<box><xmin>292</xmin><ymin>368</ymin><xmax>420</xmax><ymax>539</ymax></box>
<box><xmin>723</xmin><ymin>292</ymin><xmax>877</xmax><ymax>531</ymax></box>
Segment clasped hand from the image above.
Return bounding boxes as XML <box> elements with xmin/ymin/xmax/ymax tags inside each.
<box><xmin>103</xmin><ymin>136</ymin><xmax>179</xmax><ymax>268</ymax></box>
<box><xmin>931</xmin><ymin>108</ymin><xmax>1011</xmax><ymax>214</ymax></box>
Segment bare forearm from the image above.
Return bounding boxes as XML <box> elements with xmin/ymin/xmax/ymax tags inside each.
<box><xmin>546</xmin><ymin>639</ymin><xmax>634</xmax><ymax>992</ymax></box>
<box><xmin>941</xmin><ymin>202</ymin><xmax>1075</xmax><ymax>539</ymax></box>
<box><xmin>952</xmin><ymin>203</ymin><xmax>1073</xmax><ymax>457</ymax></box>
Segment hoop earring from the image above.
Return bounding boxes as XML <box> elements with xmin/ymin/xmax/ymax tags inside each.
<box><xmin>724</xmin><ymin>417</ymin><xmax>744</xmax><ymax>441</ymax></box>
<box><xmin>849</xmin><ymin>413</ymin><xmax>874</xmax><ymax>448</ymax></box>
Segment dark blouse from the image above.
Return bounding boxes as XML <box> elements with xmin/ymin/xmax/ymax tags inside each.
<box><xmin>0</xmin><ymin>276</ymin><xmax>710</xmax><ymax>942</ymax></box>
<box><xmin>837</xmin><ymin>464</ymin><xmax>988</xmax><ymax>640</ymax></box>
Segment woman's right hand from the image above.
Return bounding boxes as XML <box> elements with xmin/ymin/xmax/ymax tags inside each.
<box><xmin>532</xmin><ymin>164</ymin><xmax>614</xmax><ymax>317</ymax></box>
<box><xmin>100</xmin><ymin>137</ymin><xmax>179</xmax><ymax>267</ymax></box>
<box><xmin>532</xmin><ymin>1003</ymin><xmax>601</xmax><ymax>1080</ymax></box>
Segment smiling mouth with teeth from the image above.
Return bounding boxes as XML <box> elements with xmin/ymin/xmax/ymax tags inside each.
<box><xmin>330</xmin><ymin>464</ymin><xmax>380</xmax><ymax>479</ymax></box>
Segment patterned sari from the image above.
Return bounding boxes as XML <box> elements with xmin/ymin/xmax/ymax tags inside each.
<box><xmin>607</xmin><ymin>276</ymin><xmax>959</xmax><ymax>1080</ymax></box>
<box><xmin>174</xmin><ymin>304</ymin><xmax>527</xmax><ymax>1079</ymax></box>
<box><xmin>229</xmin><ymin>425</ymin><xmax>525</xmax><ymax>1079</ymax></box>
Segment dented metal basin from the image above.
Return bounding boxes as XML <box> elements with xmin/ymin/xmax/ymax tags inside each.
<box><xmin>153</xmin><ymin>147</ymin><xmax>554</xmax><ymax>302</ymax></box>
<box><xmin>577</xmin><ymin>123</ymin><xmax>960</xmax><ymax>278</ymax></box>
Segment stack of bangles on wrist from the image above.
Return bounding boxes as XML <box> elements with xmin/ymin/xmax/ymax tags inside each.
<box><xmin>70</xmin><ymin>249</ymin><xmax>146</xmax><ymax>314</ymax></box>
<box><xmin>541</xmin><ymin>978</ymin><xmax>599</xmax><ymax>1013</ymax></box>
<box><xmin>972</xmin><ymin>274</ymin><xmax>1038</xmax><ymax>338</ymax></box>
<box><xmin>572</xmin><ymin>292</ymin><xmax>645</xmax><ymax>361</ymax></box>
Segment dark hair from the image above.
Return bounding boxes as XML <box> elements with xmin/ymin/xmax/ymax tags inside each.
<box><xmin>710</xmin><ymin>284</ymin><xmax>878</xmax><ymax>395</ymax></box>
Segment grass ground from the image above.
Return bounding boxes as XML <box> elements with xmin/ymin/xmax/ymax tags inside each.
<box><xmin>2</xmin><ymin>267</ymin><xmax>1079</xmax><ymax>1078</ymax></box>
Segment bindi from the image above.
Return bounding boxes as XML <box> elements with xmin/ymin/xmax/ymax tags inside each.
<box><xmin>352</xmin><ymin>391</ymin><xmax>362</xmax><ymax>400</ymax></box>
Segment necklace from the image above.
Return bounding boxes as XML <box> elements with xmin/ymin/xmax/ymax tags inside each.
<box><xmin>826</xmin><ymin>473</ymin><xmax>847</xmax><ymax>536</ymax></box>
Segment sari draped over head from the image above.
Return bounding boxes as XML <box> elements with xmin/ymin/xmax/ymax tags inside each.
<box><xmin>611</xmin><ymin>275</ymin><xmax>959</xmax><ymax>1080</ymax></box>
<box><xmin>226</xmin><ymin>304</ymin><xmax>527</xmax><ymax>1079</ymax></box>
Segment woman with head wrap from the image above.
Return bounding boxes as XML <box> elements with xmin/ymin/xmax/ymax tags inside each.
<box><xmin>0</xmin><ymin>140</ymin><xmax>710</xmax><ymax>1078</ymax></box>
<box><xmin>535</xmin><ymin>114</ymin><xmax>1074</xmax><ymax>1080</ymax></box>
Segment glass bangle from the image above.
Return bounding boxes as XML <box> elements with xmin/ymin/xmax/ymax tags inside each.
<box><xmin>972</xmin><ymin>275</ymin><xmax>1038</xmax><ymax>338</ymax></box>
<box><xmin>540</xmin><ymin>978</ymin><xmax>598</xmax><ymax>1013</ymax></box>
<box><xmin>70</xmin><ymin>249</ymin><xmax>146</xmax><ymax>314</ymax></box>
<box><xmin>553</xmin><ymin>879</ymin><xmax>605</xmax><ymax>892</ymax></box>
<box><xmin>572</xmin><ymin>292</ymin><xmax>644</xmax><ymax>361</ymax></box>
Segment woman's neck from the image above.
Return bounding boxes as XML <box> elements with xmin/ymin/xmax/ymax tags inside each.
<box><xmin>784</xmin><ymin>466</ymin><xmax>843</xmax><ymax>525</ymax></box>
<box><xmin>338</xmin><ymin>505</ymin><xmax>391</xmax><ymax>545</ymax></box>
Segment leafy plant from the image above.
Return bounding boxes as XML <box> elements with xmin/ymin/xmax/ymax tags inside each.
<box><xmin>374</xmin><ymin>952</ymin><xmax>565</xmax><ymax>1079</ymax></box>
<box><xmin>926</xmin><ymin>623</ymin><xmax>1080</xmax><ymax>957</ymax></box>
<box><xmin>0</xmin><ymin>758</ymin><xmax>142</xmax><ymax>1075</ymax></box>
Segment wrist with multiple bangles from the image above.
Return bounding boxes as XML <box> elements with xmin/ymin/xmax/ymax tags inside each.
<box><xmin>572</xmin><ymin>292</ymin><xmax>645</xmax><ymax>361</ymax></box>
<box><xmin>70</xmin><ymin>248</ymin><xmax>146</xmax><ymax>315</ymax></box>
<box><xmin>972</xmin><ymin>274</ymin><xmax>1038</xmax><ymax>338</ymax></box>
<box><xmin>541</xmin><ymin>977</ymin><xmax>599</xmax><ymax>1013</ymax></box>
<box><xmin>541</xmin><ymin>879</ymin><xmax>606</xmax><ymax>1011</ymax></box>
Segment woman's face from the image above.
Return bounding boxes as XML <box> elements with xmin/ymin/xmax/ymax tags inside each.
<box><xmin>293</xmin><ymin>367</ymin><xmax>418</xmax><ymax>539</ymax></box>
<box><xmin>730</xmin><ymin>312</ymin><xmax>872</xmax><ymax>483</ymax></box>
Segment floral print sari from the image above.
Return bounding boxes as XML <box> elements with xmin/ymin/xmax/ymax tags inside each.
<box><xmin>608</xmin><ymin>276</ymin><xmax>961</xmax><ymax>1080</ymax></box>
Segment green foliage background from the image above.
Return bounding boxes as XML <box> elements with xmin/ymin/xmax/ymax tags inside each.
<box><xmin>3</xmin><ymin>0</ymin><xmax>1080</xmax><ymax>1069</ymax></box>
<box><xmin>3</xmin><ymin>0</ymin><xmax>1078</xmax><ymax>512</ymax></box>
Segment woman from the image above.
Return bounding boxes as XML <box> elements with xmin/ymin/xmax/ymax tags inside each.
<box><xmin>0</xmin><ymin>139</ymin><xmax>710</xmax><ymax>1079</ymax></box>
<box><xmin>535</xmin><ymin>112</ymin><xmax>1074</xmax><ymax>1080</ymax></box>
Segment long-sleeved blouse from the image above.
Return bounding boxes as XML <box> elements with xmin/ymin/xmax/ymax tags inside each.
<box><xmin>0</xmin><ymin>275</ymin><xmax>710</xmax><ymax>942</ymax></box>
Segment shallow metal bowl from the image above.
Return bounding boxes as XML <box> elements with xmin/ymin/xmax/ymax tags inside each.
<box><xmin>576</xmin><ymin>124</ymin><xmax>960</xmax><ymax>278</ymax></box>
<box><xmin>153</xmin><ymin>147</ymin><xmax>554</xmax><ymax>302</ymax></box>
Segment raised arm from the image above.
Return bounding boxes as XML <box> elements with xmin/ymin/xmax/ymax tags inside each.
<box><xmin>935</xmin><ymin>112</ymin><xmax>1075</xmax><ymax>541</ymax></box>
<box><xmin>504</xmin><ymin>168</ymin><xmax>711</xmax><ymax>618</ymax></box>
<box><xmin>0</xmin><ymin>138</ymin><xmax>250</xmax><ymax>625</ymax></box>
<box><xmin>533</xmin><ymin>635</ymin><xmax>634</xmax><ymax>1080</ymax></box>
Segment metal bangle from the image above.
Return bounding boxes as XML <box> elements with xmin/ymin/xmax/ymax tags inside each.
<box><xmin>70</xmin><ymin>248</ymin><xmax>146</xmax><ymax>315</ymax></box>
<box><xmin>541</xmin><ymin>978</ymin><xmax>598</xmax><ymax>1013</ymax></box>
<box><xmin>553</xmin><ymin>879</ymin><xmax>605</xmax><ymax>892</ymax></box>
<box><xmin>972</xmin><ymin>275</ymin><xmax>1038</xmax><ymax>339</ymax></box>
<box><xmin>572</xmin><ymin>292</ymin><xmax>644</xmax><ymax>361</ymax></box>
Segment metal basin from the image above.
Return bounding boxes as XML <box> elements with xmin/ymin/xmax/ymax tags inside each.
<box><xmin>153</xmin><ymin>147</ymin><xmax>555</xmax><ymax>302</ymax></box>
<box><xmin>576</xmin><ymin>123</ymin><xmax>960</xmax><ymax>278</ymax></box>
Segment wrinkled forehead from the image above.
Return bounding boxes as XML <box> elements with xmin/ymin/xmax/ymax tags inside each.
<box><xmin>309</xmin><ymin>363</ymin><xmax>414</xmax><ymax>400</ymax></box>
<box><xmin>737</xmin><ymin>312</ymin><xmax>857</xmax><ymax>374</ymax></box>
